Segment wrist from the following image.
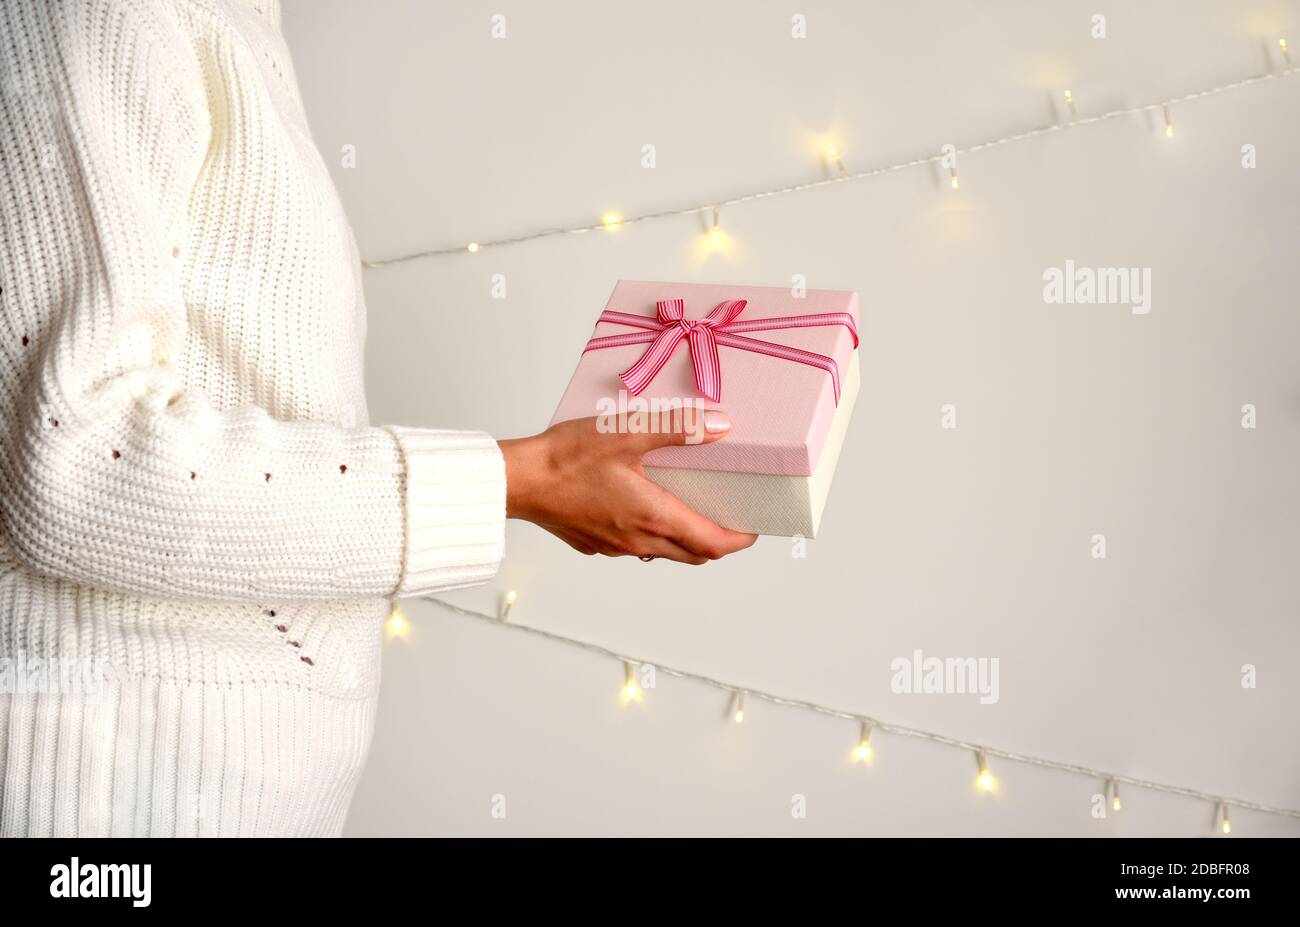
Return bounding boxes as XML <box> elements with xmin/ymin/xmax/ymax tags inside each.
<box><xmin>498</xmin><ymin>434</ymin><xmax>548</xmax><ymax>521</ymax></box>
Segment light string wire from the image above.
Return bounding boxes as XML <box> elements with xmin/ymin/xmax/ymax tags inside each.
<box><xmin>363</xmin><ymin>63</ymin><xmax>1296</xmax><ymax>268</ymax></box>
<box><xmin>420</xmin><ymin>595</ymin><xmax>1300</xmax><ymax>822</ymax></box>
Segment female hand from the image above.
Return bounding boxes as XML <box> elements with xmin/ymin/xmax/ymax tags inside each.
<box><xmin>498</xmin><ymin>409</ymin><xmax>758</xmax><ymax>564</ymax></box>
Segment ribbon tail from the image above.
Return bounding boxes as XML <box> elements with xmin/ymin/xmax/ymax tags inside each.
<box><xmin>687</xmin><ymin>327</ymin><xmax>723</xmax><ymax>402</ymax></box>
<box><xmin>620</xmin><ymin>327</ymin><xmax>686</xmax><ymax>396</ymax></box>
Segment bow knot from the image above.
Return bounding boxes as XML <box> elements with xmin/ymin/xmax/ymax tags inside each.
<box><xmin>619</xmin><ymin>299</ymin><xmax>747</xmax><ymax>402</ymax></box>
<box><xmin>675</xmin><ymin>317</ymin><xmax>725</xmax><ymax>339</ymax></box>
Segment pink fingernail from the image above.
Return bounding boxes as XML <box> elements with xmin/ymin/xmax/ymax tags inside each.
<box><xmin>703</xmin><ymin>410</ymin><xmax>731</xmax><ymax>434</ymax></box>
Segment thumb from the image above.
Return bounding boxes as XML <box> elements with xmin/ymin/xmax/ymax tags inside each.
<box><xmin>613</xmin><ymin>406</ymin><xmax>732</xmax><ymax>454</ymax></box>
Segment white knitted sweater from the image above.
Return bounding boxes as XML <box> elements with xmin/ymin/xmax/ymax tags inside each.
<box><xmin>0</xmin><ymin>0</ymin><xmax>505</xmax><ymax>835</ymax></box>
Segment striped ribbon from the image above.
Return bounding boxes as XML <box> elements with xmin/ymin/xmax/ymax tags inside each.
<box><xmin>582</xmin><ymin>299</ymin><xmax>859</xmax><ymax>403</ymax></box>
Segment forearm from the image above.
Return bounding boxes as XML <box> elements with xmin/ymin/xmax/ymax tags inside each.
<box><xmin>1</xmin><ymin>390</ymin><xmax>505</xmax><ymax>601</ymax></box>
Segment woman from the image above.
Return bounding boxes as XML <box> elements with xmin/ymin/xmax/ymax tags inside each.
<box><xmin>0</xmin><ymin>0</ymin><xmax>753</xmax><ymax>836</ymax></box>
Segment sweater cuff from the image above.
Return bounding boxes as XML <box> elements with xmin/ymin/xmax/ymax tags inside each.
<box><xmin>387</xmin><ymin>426</ymin><xmax>506</xmax><ymax>596</ymax></box>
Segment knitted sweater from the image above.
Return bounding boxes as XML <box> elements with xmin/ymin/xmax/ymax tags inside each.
<box><xmin>0</xmin><ymin>0</ymin><xmax>505</xmax><ymax>836</ymax></box>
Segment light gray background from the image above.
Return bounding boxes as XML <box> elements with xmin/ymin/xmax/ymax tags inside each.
<box><xmin>281</xmin><ymin>0</ymin><xmax>1300</xmax><ymax>836</ymax></box>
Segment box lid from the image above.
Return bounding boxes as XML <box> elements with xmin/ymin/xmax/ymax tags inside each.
<box><xmin>551</xmin><ymin>280</ymin><xmax>860</xmax><ymax>477</ymax></box>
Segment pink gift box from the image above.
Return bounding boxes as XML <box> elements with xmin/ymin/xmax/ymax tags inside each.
<box><xmin>551</xmin><ymin>280</ymin><xmax>861</xmax><ymax>537</ymax></box>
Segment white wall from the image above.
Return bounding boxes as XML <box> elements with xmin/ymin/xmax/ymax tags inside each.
<box><xmin>281</xmin><ymin>0</ymin><xmax>1300</xmax><ymax>835</ymax></box>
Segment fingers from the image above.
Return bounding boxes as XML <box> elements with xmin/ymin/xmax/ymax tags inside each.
<box><xmin>610</xmin><ymin>407</ymin><xmax>733</xmax><ymax>455</ymax></box>
<box><xmin>545</xmin><ymin>526</ymin><xmax>598</xmax><ymax>556</ymax></box>
<box><xmin>650</xmin><ymin>492</ymin><xmax>759</xmax><ymax>560</ymax></box>
<box><xmin>546</xmin><ymin>522</ymin><xmax>716</xmax><ymax>565</ymax></box>
<box><xmin>627</xmin><ymin>534</ymin><xmax>710</xmax><ymax>565</ymax></box>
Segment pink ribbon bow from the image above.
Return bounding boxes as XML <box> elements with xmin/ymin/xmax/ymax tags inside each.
<box><xmin>582</xmin><ymin>298</ymin><xmax>859</xmax><ymax>403</ymax></box>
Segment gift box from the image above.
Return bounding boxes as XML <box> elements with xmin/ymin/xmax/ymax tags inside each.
<box><xmin>551</xmin><ymin>280</ymin><xmax>860</xmax><ymax>537</ymax></box>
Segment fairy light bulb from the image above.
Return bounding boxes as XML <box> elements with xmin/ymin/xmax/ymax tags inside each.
<box><xmin>826</xmin><ymin>146</ymin><xmax>847</xmax><ymax>176</ymax></box>
<box><xmin>1063</xmin><ymin>89</ymin><xmax>1078</xmax><ymax>118</ymax></box>
<box><xmin>1220</xmin><ymin>803</ymin><xmax>1232</xmax><ymax>835</ymax></box>
<box><xmin>1110</xmin><ymin>779</ymin><xmax>1122</xmax><ymax>812</ymax></box>
<box><xmin>854</xmin><ymin>721</ymin><xmax>874</xmax><ymax>763</ymax></box>
<box><xmin>976</xmin><ymin>750</ymin><xmax>996</xmax><ymax>793</ymax></box>
<box><xmin>622</xmin><ymin>661</ymin><xmax>642</xmax><ymax>703</ymax></box>
<box><xmin>602</xmin><ymin>212</ymin><xmax>623</xmax><ymax>231</ymax></box>
<box><xmin>466</xmin><ymin>242</ymin><xmax>480</xmax><ymax>253</ymax></box>
<box><xmin>384</xmin><ymin>602</ymin><xmax>409</xmax><ymax>640</ymax></box>
<box><xmin>500</xmin><ymin>589</ymin><xmax>518</xmax><ymax>621</ymax></box>
<box><xmin>696</xmin><ymin>205</ymin><xmax>731</xmax><ymax>257</ymax></box>
<box><xmin>1281</xmin><ymin>38</ymin><xmax>1291</xmax><ymax>67</ymax></box>
<box><xmin>1162</xmin><ymin>105</ymin><xmax>1174</xmax><ymax>138</ymax></box>
<box><xmin>732</xmin><ymin>691</ymin><xmax>746</xmax><ymax>723</ymax></box>
<box><xmin>948</xmin><ymin>166</ymin><xmax>959</xmax><ymax>189</ymax></box>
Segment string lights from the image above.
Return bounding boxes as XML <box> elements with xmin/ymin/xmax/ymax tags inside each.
<box><xmin>417</xmin><ymin>595</ymin><xmax>1300</xmax><ymax>833</ymax></box>
<box><xmin>362</xmin><ymin>52</ymin><xmax>1296</xmax><ymax>268</ymax></box>
<box><xmin>375</xmin><ymin>30</ymin><xmax>1297</xmax><ymax>838</ymax></box>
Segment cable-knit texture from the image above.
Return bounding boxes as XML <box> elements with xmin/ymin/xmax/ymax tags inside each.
<box><xmin>0</xmin><ymin>0</ymin><xmax>506</xmax><ymax>835</ymax></box>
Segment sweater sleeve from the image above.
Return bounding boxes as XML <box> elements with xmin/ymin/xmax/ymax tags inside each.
<box><xmin>0</xmin><ymin>0</ymin><xmax>504</xmax><ymax>601</ymax></box>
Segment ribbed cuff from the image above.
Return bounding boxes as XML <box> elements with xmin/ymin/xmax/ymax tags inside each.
<box><xmin>387</xmin><ymin>427</ymin><xmax>506</xmax><ymax>596</ymax></box>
